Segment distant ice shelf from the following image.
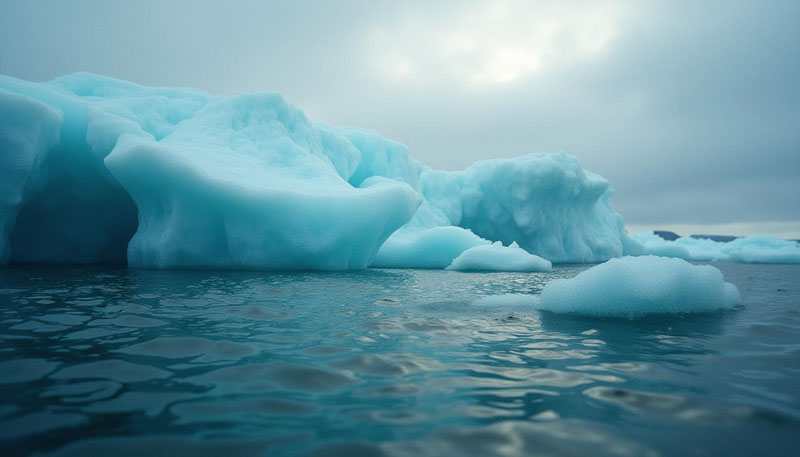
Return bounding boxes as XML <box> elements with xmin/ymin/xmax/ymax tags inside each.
<box><xmin>0</xmin><ymin>73</ymin><xmax>638</xmax><ymax>270</ymax></box>
<box><xmin>632</xmin><ymin>231</ymin><xmax>800</xmax><ymax>264</ymax></box>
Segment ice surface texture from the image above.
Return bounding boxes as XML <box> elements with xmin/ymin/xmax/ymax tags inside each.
<box><xmin>418</xmin><ymin>154</ymin><xmax>633</xmax><ymax>263</ymax></box>
<box><xmin>538</xmin><ymin>256</ymin><xmax>741</xmax><ymax>318</ymax></box>
<box><xmin>447</xmin><ymin>242</ymin><xmax>552</xmax><ymax>272</ymax></box>
<box><xmin>633</xmin><ymin>231</ymin><xmax>800</xmax><ymax>264</ymax></box>
<box><xmin>0</xmin><ymin>74</ymin><xmax>420</xmax><ymax>269</ymax></box>
<box><xmin>0</xmin><ymin>73</ymin><xmax>633</xmax><ymax>269</ymax></box>
<box><xmin>0</xmin><ymin>91</ymin><xmax>62</xmax><ymax>263</ymax></box>
<box><xmin>371</xmin><ymin>226</ymin><xmax>491</xmax><ymax>269</ymax></box>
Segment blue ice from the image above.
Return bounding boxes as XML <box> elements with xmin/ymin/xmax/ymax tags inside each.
<box><xmin>632</xmin><ymin>231</ymin><xmax>800</xmax><ymax>264</ymax></box>
<box><xmin>0</xmin><ymin>72</ymin><xmax>649</xmax><ymax>270</ymax></box>
<box><xmin>446</xmin><ymin>242</ymin><xmax>552</xmax><ymax>272</ymax></box>
<box><xmin>6</xmin><ymin>73</ymin><xmax>794</xmax><ymax>271</ymax></box>
<box><xmin>537</xmin><ymin>256</ymin><xmax>741</xmax><ymax>318</ymax></box>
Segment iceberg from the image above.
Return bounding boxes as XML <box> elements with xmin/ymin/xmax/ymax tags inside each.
<box><xmin>0</xmin><ymin>90</ymin><xmax>62</xmax><ymax>263</ymax></box>
<box><xmin>0</xmin><ymin>73</ymin><xmax>635</xmax><ymax>270</ymax></box>
<box><xmin>446</xmin><ymin>241</ymin><xmax>552</xmax><ymax>272</ymax></box>
<box><xmin>374</xmin><ymin>152</ymin><xmax>638</xmax><ymax>268</ymax></box>
<box><xmin>0</xmin><ymin>73</ymin><xmax>419</xmax><ymax>269</ymax></box>
<box><xmin>418</xmin><ymin>154</ymin><xmax>632</xmax><ymax>263</ymax></box>
<box><xmin>537</xmin><ymin>256</ymin><xmax>741</xmax><ymax>318</ymax></box>
<box><xmin>632</xmin><ymin>231</ymin><xmax>800</xmax><ymax>264</ymax></box>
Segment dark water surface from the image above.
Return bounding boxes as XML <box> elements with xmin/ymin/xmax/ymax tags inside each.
<box><xmin>0</xmin><ymin>264</ymin><xmax>798</xmax><ymax>456</ymax></box>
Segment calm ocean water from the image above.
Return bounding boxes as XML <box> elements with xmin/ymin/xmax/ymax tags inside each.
<box><xmin>0</xmin><ymin>263</ymin><xmax>798</xmax><ymax>456</ymax></box>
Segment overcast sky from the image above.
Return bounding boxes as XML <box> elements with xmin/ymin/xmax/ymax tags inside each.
<box><xmin>1</xmin><ymin>0</ymin><xmax>798</xmax><ymax>237</ymax></box>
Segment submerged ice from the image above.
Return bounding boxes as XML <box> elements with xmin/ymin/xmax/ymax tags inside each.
<box><xmin>0</xmin><ymin>73</ymin><xmax>636</xmax><ymax>270</ymax></box>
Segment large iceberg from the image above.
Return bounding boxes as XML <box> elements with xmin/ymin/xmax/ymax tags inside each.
<box><xmin>0</xmin><ymin>73</ymin><xmax>635</xmax><ymax>270</ymax></box>
<box><xmin>632</xmin><ymin>231</ymin><xmax>800</xmax><ymax>264</ymax></box>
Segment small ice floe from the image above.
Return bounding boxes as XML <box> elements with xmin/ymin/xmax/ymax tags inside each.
<box><xmin>446</xmin><ymin>242</ymin><xmax>552</xmax><ymax>272</ymax></box>
<box><xmin>537</xmin><ymin>256</ymin><xmax>741</xmax><ymax>319</ymax></box>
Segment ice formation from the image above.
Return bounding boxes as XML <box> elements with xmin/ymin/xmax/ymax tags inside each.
<box><xmin>0</xmin><ymin>73</ymin><xmax>635</xmax><ymax>270</ymax></box>
<box><xmin>0</xmin><ymin>91</ymin><xmax>62</xmax><ymax>263</ymax></box>
<box><xmin>0</xmin><ymin>74</ymin><xmax>419</xmax><ymax>269</ymax></box>
<box><xmin>633</xmin><ymin>231</ymin><xmax>800</xmax><ymax>264</ymax></box>
<box><xmin>537</xmin><ymin>256</ymin><xmax>741</xmax><ymax>318</ymax></box>
<box><xmin>371</xmin><ymin>226</ymin><xmax>491</xmax><ymax>269</ymax></box>
<box><xmin>446</xmin><ymin>241</ymin><xmax>552</xmax><ymax>272</ymax></box>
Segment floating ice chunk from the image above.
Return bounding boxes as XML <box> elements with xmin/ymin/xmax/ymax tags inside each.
<box><xmin>447</xmin><ymin>241</ymin><xmax>552</xmax><ymax>272</ymax></box>
<box><xmin>724</xmin><ymin>236</ymin><xmax>800</xmax><ymax>264</ymax></box>
<box><xmin>537</xmin><ymin>256</ymin><xmax>741</xmax><ymax>318</ymax></box>
<box><xmin>632</xmin><ymin>231</ymin><xmax>800</xmax><ymax>264</ymax></box>
<box><xmin>670</xmin><ymin>237</ymin><xmax>731</xmax><ymax>261</ymax></box>
<box><xmin>372</xmin><ymin>226</ymin><xmax>490</xmax><ymax>269</ymax></box>
<box><xmin>629</xmin><ymin>231</ymin><xmax>692</xmax><ymax>259</ymax></box>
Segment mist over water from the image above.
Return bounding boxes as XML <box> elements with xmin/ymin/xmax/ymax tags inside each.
<box><xmin>1</xmin><ymin>264</ymin><xmax>798</xmax><ymax>456</ymax></box>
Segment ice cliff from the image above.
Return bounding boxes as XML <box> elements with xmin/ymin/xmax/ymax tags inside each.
<box><xmin>0</xmin><ymin>73</ymin><xmax>634</xmax><ymax>270</ymax></box>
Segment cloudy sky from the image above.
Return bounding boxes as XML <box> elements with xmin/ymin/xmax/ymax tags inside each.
<box><xmin>2</xmin><ymin>0</ymin><xmax>798</xmax><ymax>237</ymax></box>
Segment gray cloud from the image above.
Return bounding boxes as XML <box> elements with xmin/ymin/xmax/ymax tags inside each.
<box><xmin>1</xmin><ymin>0</ymin><xmax>798</xmax><ymax>235</ymax></box>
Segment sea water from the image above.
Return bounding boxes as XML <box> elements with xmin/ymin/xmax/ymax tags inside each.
<box><xmin>0</xmin><ymin>264</ymin><xmax>798</xmax><ymax>456</ymax></box>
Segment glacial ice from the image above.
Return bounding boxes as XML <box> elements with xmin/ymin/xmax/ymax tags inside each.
<box><xmin>0</xmin><ymin>73</ymin><xmax>421</xmax><ymax>269</ymax></box>
<box><xmin>632</xmin><ymin>231</ymin><xmax>800</xmax><ymax>264</ymax></box>
<box><xmin>0</xmin><ymin>90</ymin><xmax>62</xmax><ymax>263</ymax></box>
<box><xmin>373</xmin><ymin>152</ymin><xmax>638</xmax><ymax>268</ymax></box>
<box><xmin>371</xmin><ymin>226</ymin><xmax>490</xmax><ymax>269</ymax></box>
<box><xmin>446</xmin><ymin>241</ymin><xmax>552</xmax><ymax>272</ymax></box>
<box><xmin>418</xmin><ymin>154</ymin><xmax>633</xmax><ymax>263</ymax></box>
<box><xmin>0</xmin><ymin>72</ymin><xmax>635</xmax><ymax>269</ymax></box>
<box><xmin>537</xmin><ymin>256</ymin><xmax>741</xmax><ymax>318</ymax></box>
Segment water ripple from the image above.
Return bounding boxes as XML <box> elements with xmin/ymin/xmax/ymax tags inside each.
<box><xmin>0</xmin><ymin>264</ymin><xmax>797</xmax><ymax>456</ymax></box>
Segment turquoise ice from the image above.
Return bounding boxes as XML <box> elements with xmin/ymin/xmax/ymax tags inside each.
<box><xmin>447</xmin><ymin>242</ymin><xmax>552</xmax><ymax>272</ymax></box>
<box><xmin>0</xmin><ymin>73</ymin><xmax>637</xmax><ymax>270</ymax></box>
<box><xmin>632</xmin><ymin>231</ymin><xmax>800</xmax><ymax>264</ymax></box>
<box><xmin>538</xmin><ymin>256</ymin><xmax>741</xmax><ymax>318</ymax></box>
